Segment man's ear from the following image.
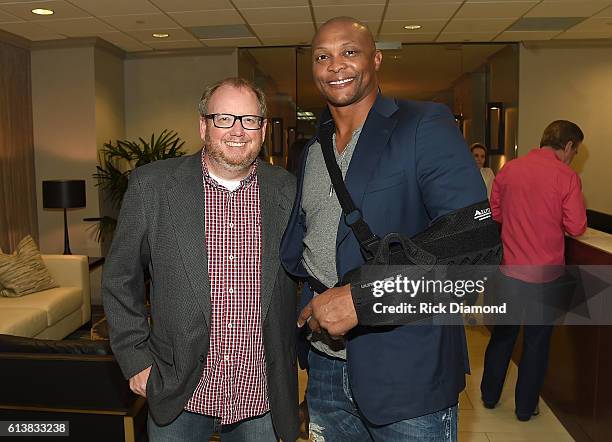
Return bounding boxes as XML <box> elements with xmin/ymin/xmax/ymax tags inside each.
<box><xmin>374</xmin><ymin>49</ymin><xmax>382</xmax><ymax>71</ymax></box>
<box><xmin>564</xmin><ymin>140</ymin><xmax>574</xmax><ymax>152</ymax></box>
<box><xmin>261</xmin><ymin>119</ymin><xmax>268</xmax><ymax>142</ymax></box>
<box><xmin>199</xmin><ymin>117</ymin><xmax>207</xmax><ymax>142</ymax></box>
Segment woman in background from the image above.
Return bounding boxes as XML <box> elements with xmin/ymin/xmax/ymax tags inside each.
<box><xmin>471</xmin><ymin>143</ymin><xmax>495</xmax><ymax>199</ymax></box>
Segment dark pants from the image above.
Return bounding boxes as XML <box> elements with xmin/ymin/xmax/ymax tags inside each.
<box><xmin>480</xmin><ymin>324</ymin><xmax>553</xmax><ymax>416</ymax></box>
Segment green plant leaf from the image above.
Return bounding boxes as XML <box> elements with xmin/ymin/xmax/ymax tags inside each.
<box><xmin>93</xmin><ymin>130</ymin><xmax>186</xmax><ymax>242</ymax></box>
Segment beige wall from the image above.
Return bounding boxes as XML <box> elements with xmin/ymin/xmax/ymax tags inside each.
<box><xmin>32</xmin><ymin>43</ymin><xmax>126</xmax><ymax>261</ymax></box>
<box><xmin>519</xmin><ymin>43</ymin><xmax>612</xmax><ymax>214</ymax></box>
<box><xmin>95</xmin><ymin>47</ymin><xmax>125</xmax><ymax>157</ymax></box>
<box><xmin>92</xmin><ymin>46</ymin><xmax>125</xmax><ymax>303</ymax></box>
<box><xmin>31</xmin><ymin>45</ymin><xmax>238</xmax><ymax>261</ymax></box>
<box><xmin>94</xmin><ymin>46</ymin><xmax>125</xmax><ymax>256</ymax></box>
<box><xmin>124</xmin><ymin>49</ymin><xmax>238</xmax><ymax>154</ymax></box>
<box><xmin>31</xmin><ymin>45</ymin><xmax>102</xmax><ymax>256</ymax></box>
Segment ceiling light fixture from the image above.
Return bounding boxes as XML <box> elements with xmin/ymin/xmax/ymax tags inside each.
<box><xmin>31</xmin><ymin>8</ymin><xmax>54</xmax><ymax>15</ymax></box>
<box><xmin>152</xmin><ymin>33</ymin><xmax>169</xmax><ymax>38</ymax></box>
<box><xmin>404</xmin><ymin>24</ymin><xmax>422</xmax><ymax>30</ymax></box>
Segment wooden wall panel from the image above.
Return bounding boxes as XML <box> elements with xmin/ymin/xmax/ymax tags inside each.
<box><xmin>0</xmin><ymin>40</ymin><xmax>38</xmax><ymax>252</ymax></box>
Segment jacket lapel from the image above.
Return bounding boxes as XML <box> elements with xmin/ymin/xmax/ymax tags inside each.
<box><xmin>258</xmin><ymin>162</ymin><xmax>286</xmax><ymax>324</ymax></box>
<box><xmin>166</xmin><ymin>152</ymin><xmax>211</xmax><ymax>327</ymax></box>
<box><xmin>336</xmin><ymin>95</ymin><xmax>399</xmax><ymax>247</ymax></box>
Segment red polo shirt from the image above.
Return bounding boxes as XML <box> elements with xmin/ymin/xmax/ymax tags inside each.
<box><xmin>491</xmin><ymin>148</ymin><xmax>587</xmax><ymax>282</ymax></box>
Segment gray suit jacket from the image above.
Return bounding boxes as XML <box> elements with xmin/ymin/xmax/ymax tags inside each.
<box><xmin>102</xmin><ymin>151</ymin><xmax>299</xmax><ymax>441</ymax></box>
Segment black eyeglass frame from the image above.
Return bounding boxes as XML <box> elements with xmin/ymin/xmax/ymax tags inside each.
<box><xmin>204</xmin><ymin>113</ymin><xmax>265</xmax><ymax>130</ymax></box>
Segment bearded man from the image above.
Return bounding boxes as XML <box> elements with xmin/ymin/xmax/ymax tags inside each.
<box><xmin>103</xmin><ymin>77</ymin><xmax>298</xmax><ymax>442</ymax></box>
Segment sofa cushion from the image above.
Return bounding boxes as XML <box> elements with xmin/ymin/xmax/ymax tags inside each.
<box><xmin>0</xmin><ymin>287</ymin><xmax>82</xmax><ymax>326</ymax></box>
<box><xmin>0</xmin><ymin>236</ymin><xmax>58</xmax><ymax>297</ymax></box>
<box><xmin>0</xmin><ymin>307</ymin><xmax>47</xmax><ymax>337</ymax></box>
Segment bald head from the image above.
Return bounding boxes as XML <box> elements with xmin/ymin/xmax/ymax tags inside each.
<box><xmin>313</xmin><ymin>17</ymin><xmax>376</xmax><ymax>52</ymax></box>
<box><xmin>310</xmin><ymin>16</ymin><xmax>382</xmax><ymax>109</ymax></box>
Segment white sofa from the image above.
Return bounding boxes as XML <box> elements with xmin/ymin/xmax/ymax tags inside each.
<box><xmin>0</xmin><ymin>255</ymin><xmax>91</xmax><ymax>339</ymax></box>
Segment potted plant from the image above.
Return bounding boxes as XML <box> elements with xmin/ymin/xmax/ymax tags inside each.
<box><xmin>89</xmin><ymin>129</ymin><xmax>186</xmax><ymax>243</ymax></box>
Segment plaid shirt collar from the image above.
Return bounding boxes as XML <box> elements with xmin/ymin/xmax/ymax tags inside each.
<box><xmin>200</xmin><ymin>149</ymin><xmax>258</xmax><ymax>192</ymax></box>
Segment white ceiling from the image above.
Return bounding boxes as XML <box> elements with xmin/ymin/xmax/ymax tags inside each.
<box><xmin>0</xmin><ymin>0</ymin><xmax>612</xmax><ymax>52</ymax></box>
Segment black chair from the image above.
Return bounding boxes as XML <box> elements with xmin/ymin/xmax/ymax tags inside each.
<box><xmin>0</xmin><ymin>334</ymin><xmax>147</xmax><ymax>442</ymax></box>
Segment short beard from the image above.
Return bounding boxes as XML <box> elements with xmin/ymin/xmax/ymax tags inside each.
<box><xmin>205</xmin><ymin>132</ymin><xmax>260</xmax><ymax>172</ymax></box>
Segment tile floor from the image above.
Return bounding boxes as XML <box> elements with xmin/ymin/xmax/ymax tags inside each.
<box><xmin>296</xmin><ymin>326</ymin><xmax>573</xmax><ymax>441</ymax></box>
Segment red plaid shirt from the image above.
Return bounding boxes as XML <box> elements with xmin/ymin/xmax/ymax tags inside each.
<box><xmin>185</xmin><ymin>153</ymin><xmax>268</xmax><ymax>423</ymax></box>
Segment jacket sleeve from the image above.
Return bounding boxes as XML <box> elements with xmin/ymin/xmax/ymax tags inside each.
<box><xmin>415</xmin><ymin>103</ymin><xmax>487</xmax><ymax>220</ymax></box>
<box><xmin>350</xmin><ymin>103</ymin><xmax>495</xmax><ymax>326</ymax></box>
<box><xmin>101</xmin><ymin>168</ymin><xmax>153</xmax><ymax>380</ymax></box>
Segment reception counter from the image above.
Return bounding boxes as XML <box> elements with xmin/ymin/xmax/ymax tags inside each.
<box><xmin>539</xmin><ymin>228</ymin><xmax>612</xmax><ymax>442</ymax></box>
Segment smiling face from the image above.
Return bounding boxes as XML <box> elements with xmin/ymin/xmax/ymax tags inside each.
<box><xmin>311</xmin><ymin>19</ymin><xmax>382</xmax><ymax>109</ymax></box>
<box><xmin>200</xmin><ymin>84</ymin><xmax>266</xmax><ymax>177</ymax></box>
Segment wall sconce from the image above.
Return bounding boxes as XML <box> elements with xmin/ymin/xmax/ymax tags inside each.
<box><xmin>486</xmin><ymin>102</ymin><xmax>505</xmax><ymax>154</ymax></box>
<box><xmin>270</xmin><ymin>118</ymin><xmax>284</xmax><ymax>156</ymax></box>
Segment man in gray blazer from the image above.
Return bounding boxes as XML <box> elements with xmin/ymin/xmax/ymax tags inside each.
<box><xmin>102</xmin><ymin>77</ymin><xmax>298</xmax><ymax>441</ymax></box>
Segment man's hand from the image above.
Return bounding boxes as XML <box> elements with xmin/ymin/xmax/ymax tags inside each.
<box><xmin>129</xmin><ymin>365</ymin><xmax>152</xmax><ymax>397</ymax></box>
<box><xmin>297</xmin><ymin>284</ymin><xmax>357</xmax><ymax>337</ymax></box>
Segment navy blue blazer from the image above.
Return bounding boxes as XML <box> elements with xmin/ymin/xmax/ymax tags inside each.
<box><xmin>280</xmin><ymin>94</ymin><xmax>487</xmax><ymax>424</ymax></box>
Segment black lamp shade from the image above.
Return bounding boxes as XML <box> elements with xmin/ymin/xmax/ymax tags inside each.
<box><xmin>42</xmin><ymin>180</ymin><xmax>86</xmax><ymax>209</ymax></box>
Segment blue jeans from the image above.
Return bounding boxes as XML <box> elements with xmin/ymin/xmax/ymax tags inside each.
<box><xmin>147</xmin><ymin>410</ymin><xmax>277</xmax><ymax>442</ymax></box>
<box><xmin>307</xmin><ymin>349</ymin><xmax>458</xmax><ymax>441</ymax></box>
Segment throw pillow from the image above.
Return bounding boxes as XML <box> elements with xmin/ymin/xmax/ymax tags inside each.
<box><xmin>0</xmin><ymin>236</ymin><xmax>58</xmax><ymax>297</ymax></box>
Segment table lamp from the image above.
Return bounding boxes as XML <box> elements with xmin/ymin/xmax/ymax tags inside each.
<box><xmin>42</xmin><ymin>180</ymin><xmax>86</xmax><ymax>255</ymax></box>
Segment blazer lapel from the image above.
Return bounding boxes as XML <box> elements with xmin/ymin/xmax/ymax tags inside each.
<box><xmin>258</xmin><ymin>163</ymin><xmax>286</xmax><ymax>324</ymax></box>
<box><xmin>166</xmin><ymin>152</ymin><xmax>211</xmax><ymax>327</ymax></box>
<box><xmin>336</xmin><ymin>95</ymin><xmax>399</xmax><ymax>247</ymax></box>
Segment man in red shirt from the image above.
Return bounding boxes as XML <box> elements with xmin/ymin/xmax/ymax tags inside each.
<box><xmin>481</xmin><ymin>120</ymin><xmax>587</xmax><ymax>421</ymax></box>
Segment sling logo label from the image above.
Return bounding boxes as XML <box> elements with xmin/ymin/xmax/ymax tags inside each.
<box><xmin>474</xmin><ymin>208</ymin><xmax>491</xmax><ymax>221</ymax></box>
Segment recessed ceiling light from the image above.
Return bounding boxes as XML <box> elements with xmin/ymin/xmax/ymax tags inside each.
<box><xmin>31</xmin><ymin>8</ymin><xmax>54</xmax><ymax>16</ymax></box>
<box><xmin>152</xmin><ymin>33</ymin><xmax>169</xmax><ymax>38</ymax></box>
<box><xmin>404</xmin><ymin>25</ymin><xmax>422</xmax><ymax>31</ymax></box>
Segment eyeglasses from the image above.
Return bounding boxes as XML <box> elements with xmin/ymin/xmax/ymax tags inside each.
<box><xmin>204</xmin><ymin>113</ymin><xmax>264</xmax><ymax>130</ymax></box>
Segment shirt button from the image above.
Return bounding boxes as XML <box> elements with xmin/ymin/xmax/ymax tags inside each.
<box><xmin>224</xmin><ymin>355</ymin><xmax>230</xmax><ymax>362</ymax></box>
<box><xmin>227</xmin><ymin>323</ymin><xmax>233</xmax><ymax>329</ymax></box>
<box><xmin>228</xmin><ymin>288</ymin><xmax>234</xmax><ymax>294</ymax></box>
<box><xmin>229</xmin><ymin>222</ymin><xmax>234</xmax><ymax>228</ymax></box>
<box><xmin>229</xmin><ymin>255</ymin><xmax>234</xmax><ymax>261</ymax></box>
<box><xmin>199</xmin><ymin>354</ymin><xmax>205</xmax><ymax>363</ymax></box>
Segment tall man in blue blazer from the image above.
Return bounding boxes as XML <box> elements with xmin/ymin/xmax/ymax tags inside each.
<box><xmin>280</xmin><ymin>17</ymin><xmax>487</xmax><ymax>441</ymax></box>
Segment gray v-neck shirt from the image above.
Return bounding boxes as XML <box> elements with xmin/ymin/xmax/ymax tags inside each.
<box><xmin>301</xmin><ymin>127</ymin><xmax>362</xmax><ymax>359</ymax></box>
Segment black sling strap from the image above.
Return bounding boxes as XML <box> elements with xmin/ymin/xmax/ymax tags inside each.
<box><xmin>318</xmin><ymin>120</ymin><xmax>381</xmax><ymax>258</ymax></box>
<box><xmin>306</xmin><ymin>120</ymin><xmax>381</xmax><ymax>294</ymax></box>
